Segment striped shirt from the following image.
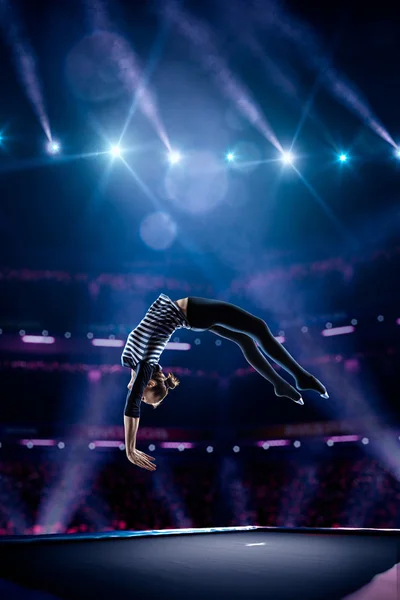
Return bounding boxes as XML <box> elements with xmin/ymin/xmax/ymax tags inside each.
<box><xmin>121</xmin><ymin>293</ymin><xmax>191</xmax><ymax>370</ymax></box>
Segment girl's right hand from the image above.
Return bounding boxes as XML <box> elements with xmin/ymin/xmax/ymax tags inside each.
<box><xmin>126</xmin><ymin>448</ymin><xmax>156</xmax><ymax>471</ymax></box>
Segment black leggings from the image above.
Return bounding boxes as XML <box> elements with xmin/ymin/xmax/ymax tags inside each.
<box><xmin>187</xmin><ymin>297</ymin><xmax>308</xmax><ymax>389</ymax></box>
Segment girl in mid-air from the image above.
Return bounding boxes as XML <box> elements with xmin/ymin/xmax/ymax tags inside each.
<box><xmin>122</xmin><ymin>294</ymin><xmax>328</xmax><ymax>471</ymax></box>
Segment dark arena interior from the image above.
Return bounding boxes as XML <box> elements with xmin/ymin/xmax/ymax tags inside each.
<box><xmin>1</xmin><ymin>0</ymin><xmax>400</xmax><ymax>598</ymax></box>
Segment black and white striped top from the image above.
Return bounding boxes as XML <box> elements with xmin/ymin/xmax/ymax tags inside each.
<box><xmin>121</xmin><ymin>293</ymin><xmax>191</xmax><ymax>370</ymax></box>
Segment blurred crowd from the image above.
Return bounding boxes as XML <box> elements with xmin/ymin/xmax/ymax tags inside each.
<box><xmin>0</xmin><ymin>452</ymin><xmax>399</xmax><ymax>536</ymax></box>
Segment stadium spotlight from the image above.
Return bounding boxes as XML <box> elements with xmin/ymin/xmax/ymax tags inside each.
<box><xmin>281</xmin><ymin>151</ymin><xmax>294</xmax><ymax>165</ymax></box>
<box><xmin>339</xmin><ymin>153</ymin><xmax>348</xmax><ymax>162</ymax></box>
<box><xmin>226</xmin><ymin>152</ymin><xmax>235</xmax><ymax>162</ymax></box>
<box><xmin>47</xmin><ymin>140</ymin><xmax>61</xmax><ymax>155</ymax></box>
<box><xmin>394</xmin><ymin>147</ymin><xmax>400</xmax><ymax>159</ymax></box>
<box><xmin>168</xmin><ymin>150</ymin><xmax>181</xmax><ymax>165</ymax></box>
<box><xmin>110</xmin><ymin>145</ymin><xmax>122</xmax><ymax>158</ymax></box>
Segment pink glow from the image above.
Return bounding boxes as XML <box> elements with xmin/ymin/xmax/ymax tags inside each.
<box><xmin>160</xmin><ymin>442</ymin><xmax>194</xmax><ymax>449</ymax></box>
<box><xmin>20</xmin><ymin>439</ymin><xmax>56</xmax><ymax>446</ymax></box>
<box><xmin>91</xmin><ymin>338</ymin><xmax>124</xmax><ymax>347</ymax></box>
<box><xmin>396</xmin><ymin>318</ymin><xmax>400</xmax><ymax>326</ymax></box>
<box><xmin>92</xmin><ymin>440</ymin><xmax>124</xmax><ymax>448</ymax></box>
<box><xmin>321</xmin><ymin>325</ymin><xmax>355</xmax><ymax>337</ymax></box>
<box><xmin>274</xmin><ymin>336</ymin><xmax>285</xmax><ymax>344</ymax></box>
<box><xmin>22</xmin><ymin>335</ymin><xmax>55</xmax><ymax>344</ymax></box>
<box><xmin>88</xmin><ymin>369</ymin><xmax>102</xmax><ymax>383</ymax></box>
<box><xmin>257</xmin><ymin>439</ymin><xmax>291</xmax><ymax>447</ymax></box>
<box><xmin>325</xmin><ymin>435</ymin><xmax>361</xmax><ymax>443</ymax></box>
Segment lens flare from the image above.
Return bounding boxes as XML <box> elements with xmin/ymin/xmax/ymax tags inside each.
<box><xmin>281</xmin><ymin>151</ymin><xmax>294</xmax><ymax>165</ymax></box>
<box><xmin>339</xmin><ymin>153</ymin><xmax>348</xmax><ymax>162</ymax></box>
<box><xmin>168</xmin><ymin>150</ymin><xmax>181</xmax><ymax>165</ymax></box>
<box><xmin>47</xmin><ymin>140</ymin><xmax>61</xmax><ymax>154</ymax></box>
<box><xmin>110</xmin><ymin>145</ymin><xmax>122</xmax><ymax>157</ymax></box>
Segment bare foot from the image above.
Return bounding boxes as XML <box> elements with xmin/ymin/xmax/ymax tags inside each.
<box><xmin>274</xmin><ymin>381</ymin><xmax>304</xmax><ymax>405</ymax></box>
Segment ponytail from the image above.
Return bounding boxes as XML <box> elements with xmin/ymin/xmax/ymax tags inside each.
<box><xmin>164</xmin><ymin>372</ymin><xmax>180</xmax><ymax>390</ymax></box>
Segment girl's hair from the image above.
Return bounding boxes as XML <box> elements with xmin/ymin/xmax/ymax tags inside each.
<box><xmin>151</xmin><ymin>371</ymin><xmax>180</xmax><ymax>409</ymax></box>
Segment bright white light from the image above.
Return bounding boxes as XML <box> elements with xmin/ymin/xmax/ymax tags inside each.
<box><xmin>394</xmin><ymin>148</ymin><xmax>400</xmax><ymax>159</ymax></box>
<box><xmin>168</xmin><ymin>150</ymin><xmax>181</xmax><ymax>164</ymax></box>
<box><xmin>22</xmin><ymin>335</ymin><xmax>55</xmax><ymax>344</ymax></box>
<box><xmin>339</xmin><ymin>153</ymin><xmax>348</xmax><ymax>162</ymax></box>
<box><xmin>322</xmin><ymin>325</ymin><xmax>355</xmax><ymax>337</ymax></box>
<box><xmin>281</xmin><ymin>151</ymin><xmax>294</xmax><ymax>165</ymax></box>
<box><xmin>58</xmin><ymin>442</ymin><xmax>65</xmax><ymax>449</ymax></box>
<box><xmin>233</xmin><ymin>445</ymin><xmax>240</xmax><ymax>453</ymax></box>
<box><xmin>206</xmin><ymin>446</ymin><xmax>213</xmax><ymax>453</ymax></box>
<box><xmin>47</xmin><ymin>140</ymin><xmax>61</xmax><ymax>154</ymax></box>
<box><xmin>293</xmin><ymin>440</ymin><xmax>301</xmax><ymax>448</ymax></box>
<box><xmin>91</xmin><ymin>338</ymin><xmax>124</xmax><ymax>347</ymax></box>
<box><xmin>110</xmin><ymin>145</ymin><xmax>122</xmax><ymax>157</ymax></box>
<box><xmin>361</xmin><ymin>437</ymin><xmax>369</xmax><ymax>445</ymax></box>
<box><xmin>226</xmin><ymin>152</ymin><xmax>235</xmax><ymax>162</ymax></box>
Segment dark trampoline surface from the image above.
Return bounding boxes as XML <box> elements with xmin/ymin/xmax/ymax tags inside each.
<box><xmin>0</xmin><ymin>527</ymin><xmax>398</xmax><ymax>600</ymax></box>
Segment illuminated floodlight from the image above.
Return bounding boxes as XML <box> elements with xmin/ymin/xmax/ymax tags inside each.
<box><xmin>47</xmin><ymin>140</ymin><xmax>61</xmax><ymax>155</ymax></box>
<box><xmin>110</xmin><ymin>145</ymin><xmax>122</xmax><ymax>158</ymax></box>
<box><xmin>281</xmin><ymin>151</ymin><xmax>294</xmax><ymax>165</ymax></box>
<box><xmin>168</xmin><ymin>150</ymin><xmax>181</xmax><ymax>165</ymax></box>
<box><xmin>394</xmin><ymin>148</ymin><xmax>400</xmax><ymax>159</ymax></box>
<box><xmin>339</xmin><ymin>153</ymin><xmax>348</xmax><ymax>162</ymax></box>
<box><xmin>226</xmin><ymin>152</ymin><xmax>235</xmax><ymax>162</ymax></box>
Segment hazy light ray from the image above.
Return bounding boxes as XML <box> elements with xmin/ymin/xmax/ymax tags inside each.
<box><xmin>37</xmin><ymin>375</ymin><xmax>118</xmax><ymax>533</ymax></box>
<box><xmin>222</xmin><ymin>0</ymin><xmax>338</xmax><ymax>150</ymax></box>
<box><xmin>252</xmin><ymin>0</ymin><xmax>396</xmax><ymax>148</ymax></box>
<box><xmin>291</xmin><ymin>77</ymin><xmax>321</xmax><ymax>150</ymax></box>
<box><xmin>121</xmin><ymin>158</ymin><xmax>163</xmax><ymax>206</ymax></box>
<box><xmin>292</xmin><ymin>165</ymin><xmax>359</xmax><ymax>248</ymax></box>
<box><xmin>84</xmin><ymin>0</ymin><xmax>170</xmax><ymax>151</ymax></box>
<box><xmin>0</xmin><ymin>0</ymin><xmax>51</xmax><ymax>141</ymax></box>
<box><xmin>163</xmin><ymin>3</ymin><xmax>282</xmax><ymax>152</ymax></box>
<box><xmin>118</xmin><ymin>21</ymin><xmax>170</xmax><ymax>148</ymax></box>
<box><xmin>223</xmin><ymin>0</ymin><xmax>298</xmax><ymax>101</ymax></box>
<box><xmin>0</xmin><ymin>151</ymin><xmax>108</xmax><ymax>175</ymax></box>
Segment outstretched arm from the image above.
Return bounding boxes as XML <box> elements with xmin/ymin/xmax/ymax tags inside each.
<box><xmin>124</xmin><ymin>362</ymin><xmax>157</xmax><ymax>470</ymax></box>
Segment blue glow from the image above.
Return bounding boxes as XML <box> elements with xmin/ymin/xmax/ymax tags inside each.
<box><xmin>339</xmin><ymin>153</ymin><xmax>348</xmax><ymax>162</ymax></box>
<box><xmin>47</xmin><ymin>140</ymin><xmax>61</xmax><ymax>154</ymax></box>
<box><xmin>394</xmin><ymin>148</ymin><xmax>400</xmax><ymax>159</ymax></box>
<box><xmin>110</xmin><ymin>145</ymin><xmax>122</xmax><ymax>157</ymax></box>
<box><xmin>281</xmin><ymin>151</ymin><xmax>294</xmax><ymax>165</ymax></box>
<box><xmin>226</xmin><ymin>152</ymin><xmax>235</xmax><ymax>162</ymax></box>
<box><xmin>168</xmin><ymin>150</ymin><xmax>181</xmax><ymax>164</ymax></box>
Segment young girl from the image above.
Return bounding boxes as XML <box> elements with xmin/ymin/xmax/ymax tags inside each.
<box><xmin>122</xmin><ymin>294</ymin><xmax>328</xmax><ymax>471</ymax></box>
